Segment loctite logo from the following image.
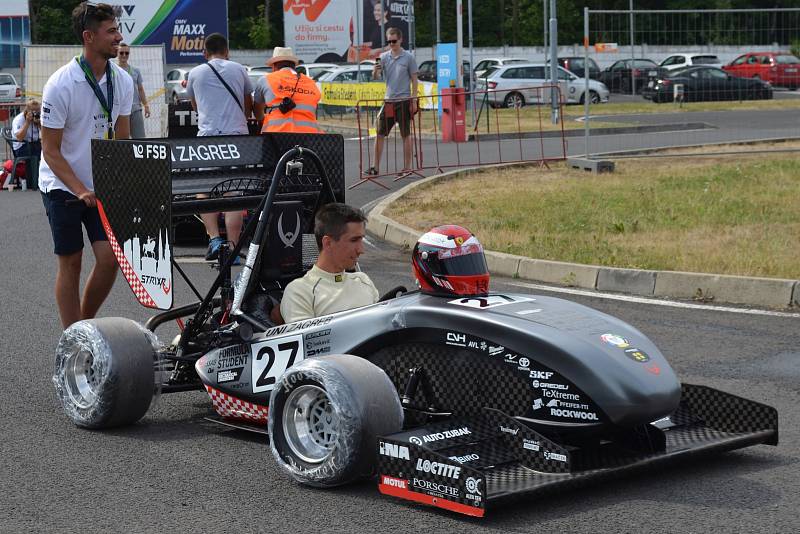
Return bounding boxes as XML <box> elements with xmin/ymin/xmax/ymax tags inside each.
<box><xmin>381</xmin><ymin>475</ymin><xmax>407</xmax><ymax>489</ymax></box>
<box><xmin>415</xmin><ymin>459</ymin><xmax>461</xmax><ymax>479</ymax></box>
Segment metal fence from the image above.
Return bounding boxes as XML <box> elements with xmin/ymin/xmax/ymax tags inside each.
<box><xmin>348</xmin><ymin>86</ymin><xmax>568</xmax><ymax>190</ymax></box>
<box><xmin>580</xmin><ymin>8</ymin><xmax>800</xmax><ymax>160</ymax></box>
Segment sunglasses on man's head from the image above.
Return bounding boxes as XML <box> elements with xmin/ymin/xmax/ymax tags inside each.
<box><xmin>81</xmin><ymin>1</ymin><xmax>100</xmax><ymax>32</ymax></box>
<box><xmin>118</xmin><ymin>51</ymin><xmax>129</xmax><ymax>56</ymax></box>
<box><xmin>387</xmin><ymin>39</ymin><xmax>398</xmax><ymax>44</ymax></box>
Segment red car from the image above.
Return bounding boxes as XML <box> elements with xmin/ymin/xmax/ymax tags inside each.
<box><xmin>723</xmin><ymin>52</ymin><xmax>800</xmax><ymax>89</ymax></box>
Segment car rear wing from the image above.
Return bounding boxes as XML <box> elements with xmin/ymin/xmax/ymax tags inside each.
<box><xmin>91</xmin><ymin>134</ymin><xmax>345</xmax><ymax>310</ymax></box>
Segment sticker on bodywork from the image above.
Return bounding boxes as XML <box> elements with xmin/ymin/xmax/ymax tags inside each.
<box><xmin>447</xmin><ymin>294</ymin><xmax>535</xmax><ymax>309</ymax></box>
<box><xmin>250</xmin><ymin>334</ymin><xmax>304</xmax><ymax>394</ymax></box>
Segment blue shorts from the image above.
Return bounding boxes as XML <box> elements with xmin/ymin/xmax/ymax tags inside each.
<box><xmin>41</xmin><ymin>189</ymin><xmax>107</xmax><ymax>256</ymax></box>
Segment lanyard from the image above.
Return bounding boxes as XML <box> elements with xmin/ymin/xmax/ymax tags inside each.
<box><xmin>75</xmin><ymin>55</ymin><xmax>114</xmax><ymax>138</ymax></box>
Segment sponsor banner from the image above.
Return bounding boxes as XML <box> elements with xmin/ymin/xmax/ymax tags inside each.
<box><xmin>113</xmin><ymin>0</ymin><xmax>228</xmax><ymax>64</ymax></box>
<box><xmin>284</xmin><ymin>0</ymin><xmax>414</xmax><ymax>64</ymax></box>
<box><xmin>283</xmin><ymin>0</ymin><xmax>357</xmax><ymax>64</ymax></box>
<box><xmin>319</xmin><ymin>80</ymin><xmax>438</xmax><ymax>110</ymax></box>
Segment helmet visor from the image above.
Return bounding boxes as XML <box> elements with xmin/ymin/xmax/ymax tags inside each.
<box><xmin>419</xmin><ymin>243</ymin><xmax>488</xmax><ymax>276</ymax></box>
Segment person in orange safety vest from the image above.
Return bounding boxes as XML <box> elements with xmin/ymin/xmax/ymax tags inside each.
<box><xmin>254</xmin><ymin>47</ymin><xmax>322</xmax><ymax>133</ymax></box>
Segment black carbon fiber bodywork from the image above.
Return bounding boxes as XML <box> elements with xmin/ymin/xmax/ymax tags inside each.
<box><xmin>377</xmin><ymin>385</ymin><xmax>778</xmax><ymax>516</ymax></box>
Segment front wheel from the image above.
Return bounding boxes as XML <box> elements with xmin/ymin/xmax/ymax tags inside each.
<box><xmin>53</xmin><ymin>318</ymin><xmax>158</xmax><ymax>429</ymax></box>
<box><xmin>269</xmin><ymin>355</ymin><xmax>403</xmax><ymax>487</ymax></box>
<box><xmin>503</xmin><ymin>92</ymin><xmax>525</xmax><ymax>108</ymax></box>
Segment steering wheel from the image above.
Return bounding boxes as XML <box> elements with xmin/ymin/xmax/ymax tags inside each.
<box><xmin>378</xmin><ymin>285</ymin><xmax>408</xmax><ymax>302</ymax></box>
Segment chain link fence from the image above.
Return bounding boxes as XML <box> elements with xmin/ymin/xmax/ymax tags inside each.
<box><xmin>579</xmin><ymin>8</ymin><xmax>800</xmax><ymax>159</ymax></box>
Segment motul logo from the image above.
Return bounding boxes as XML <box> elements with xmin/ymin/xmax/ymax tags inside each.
<box><xmin>381</xmin><ymin>475</ymin><xmax>407</xmax><ymax>489</ymax></box>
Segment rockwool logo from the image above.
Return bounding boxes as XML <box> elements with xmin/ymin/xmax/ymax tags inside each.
<box><xmin>381</xmin><ymin>475</ymin><xmax>407</xmax><ymax>490</ymax></box>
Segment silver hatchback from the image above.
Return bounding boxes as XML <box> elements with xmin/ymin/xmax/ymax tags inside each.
<box><xmin>165</xmin><ymin>68</ymin><xmax>193</xmax><ymax>105</ymax></box>
<box><xmin>0</xmin><ymin>72</ymin><xmax>20</xmax><ymax>102</ymax></box>
<box><xmin>475</xmin><ymin>63</ymin><xmax>610</xmax><ymax>107</ymax></box>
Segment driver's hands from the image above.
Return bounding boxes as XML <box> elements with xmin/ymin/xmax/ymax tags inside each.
<box><xmin>78</xmin><ymin>191</ymin><xmax>97</xmax><ymax>208</ymax></box>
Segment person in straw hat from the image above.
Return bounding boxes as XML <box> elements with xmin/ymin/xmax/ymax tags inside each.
<box><xmin>254</xmin><ymin>46</ymin><xmax>322</xmax><ymax>133</ymax></box>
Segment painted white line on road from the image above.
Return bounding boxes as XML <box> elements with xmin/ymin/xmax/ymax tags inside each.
<box><xmin>509</xmin><ymin>281</ymin><xmax>800</xmax><ymax>318</ymax></box>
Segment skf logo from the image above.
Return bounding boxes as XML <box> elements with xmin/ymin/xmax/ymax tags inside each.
<box><xmin>380</xmin><ymin>475</ymin><xmax>407</xmax><ymax>490</ymax></box>
<box><xmin>379</xmin><ymin>441</ymin><xmax>410</xmax><ymax>461</ymax></box>
<box><xmin>132</xmin><ymin>144</ymin><xmax>168</xmax><ymax>160</ymax></box>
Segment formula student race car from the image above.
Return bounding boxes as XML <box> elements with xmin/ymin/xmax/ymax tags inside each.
<box><xmin>52</xmin><ymin>134</ymin><xmax>778</xmax><ymax>517</ymax></box>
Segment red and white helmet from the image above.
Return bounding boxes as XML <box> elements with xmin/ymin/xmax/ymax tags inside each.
<box><xmin>412</xmin><ymin>225</ymin><xmax>490</xmax><ymax>296</ymax></box>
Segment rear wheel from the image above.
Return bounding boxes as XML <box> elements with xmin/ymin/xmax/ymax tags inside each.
<box><xmin>580</xmin><ymin>90</ymin><xmax>600</xmax><ymax>104</ymax></box>
<box><xmin>269</xmin><ymin>355</ymin><xmax>403</xmax><ymax>487</ymax></box>
<box><xmin>54</xmin><ymin>318</ymin><xmax>157</xmax><ymax>429</ymax></box>
<box><xmin>503</xmin><ymin>92</ymin><xmax>525</xmax><ymax>108</ymax></box>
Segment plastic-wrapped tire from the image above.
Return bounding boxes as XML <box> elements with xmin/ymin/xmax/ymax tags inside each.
<box><xmin>268</xmin><ymin>355</ymin><xmax>403</xmax><ymax>487</ymax></box>
<box><xmin>53</xmin><ymin>317</ymin><xmax>157</xmax><ymax>429</ymax></box>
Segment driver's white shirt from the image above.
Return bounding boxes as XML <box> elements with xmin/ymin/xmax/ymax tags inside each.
<box><xmin>281</xmin><ymin>265</ymin><xmax>379</xmax><ymax>323</ymax></box>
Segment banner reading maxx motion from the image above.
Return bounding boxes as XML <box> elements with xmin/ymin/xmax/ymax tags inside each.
<box><xmin>115</xmin><ymin>0</ymin><xmax>228</xmax><ymax>64</ymax></box>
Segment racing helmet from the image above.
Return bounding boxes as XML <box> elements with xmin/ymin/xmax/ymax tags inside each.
<box><xmin>412</xmin><ymin>225</ymin><xmax>490</xmax><ymax>296</ymax></box>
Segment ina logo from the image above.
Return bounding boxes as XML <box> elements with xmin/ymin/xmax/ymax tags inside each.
<box><xmin>277</xmin><ymin>212</ymin><xmax>301</xmax><ymax>248</ymax></box>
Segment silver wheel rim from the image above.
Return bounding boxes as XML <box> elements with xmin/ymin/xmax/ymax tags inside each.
<box><xmin>64</xmin><ymin>345</ymin><xmax>100</xmax><ymax>409</ymax></box>
<box><xmin>506</xmin><ymin>94</ymin><xmax>523</xmax><ymax>108</ymax></box>
<box><xmin>282</xmin><ymin>384</ymin><xmax>339</xmax><ymax>464</ymax></box>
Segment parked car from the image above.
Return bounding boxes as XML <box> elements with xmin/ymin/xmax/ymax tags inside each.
<box><xmin>316</xmin><ymin>65</ymin><xmax>374</xmax><ymax>83</ymax></box>
<box><xmin>417</xmin><ymin>59</ymin><xmax>472</xmax><ymax>87</ymax></box>
<box><xmin>165</xmin><ymin>68</ymin><xmax>192</xmax><ymax>104</ymax></box>
<box><xmin>599</xmin><ymin>58</ymin><xmax>663</xmax><ymax>93</ymax></box>
<box><xmin>475</xmin><ymin>63</ymin><xmax>609</xmax><ymax>107</ymax></box>
<box><xmin>473</xmin><ymin>57</ymin><xmax>529</xmax><ymax>79</ymax></box>
<box><xmin>554</xmin><ymin>57</ymin><xmax>601</xmax><ymax>80</ymax></box>
<box><xmin>659</xmin><ymin>53</ymin><xmax>722</xmax><ymax>71</ymax></box>
<box><xmin>723</xmin><ymin>52</ymin><xmax>800</xmax><ymax>89</ymax></box>
<box><xmin>642</xmin><ymin>66</ymin><xmax>773</xmax><ymax>103</ymax></box>
<box><xmin>297</xmin><ymin>62</ymin><xmax>339</xmax><ymax>80</ymax></box>
<box><xmin>0</xmin><ymin>72</ymin><xmax>21</xmax><ymax>102</ymax></box>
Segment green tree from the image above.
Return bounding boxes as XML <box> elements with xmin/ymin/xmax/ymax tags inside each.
<box><xmin>29</xmin><ymin>0</ymin><xmax>78</xmax><ymax>44</ymax></box>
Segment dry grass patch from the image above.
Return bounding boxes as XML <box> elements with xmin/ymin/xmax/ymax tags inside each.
<box><xmin>386</xmin><ymin>145</ymin><xmax>800</xmax><ymax>279</ymax></box>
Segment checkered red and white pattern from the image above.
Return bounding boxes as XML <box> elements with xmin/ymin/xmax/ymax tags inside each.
<box><xmin>205</xmin><ymin>385</ymin><xmax>270</xmax><ymax>424</ymax></box>
<box><xmin>97</xmin><ymin>201</ymin><xmax>157</xmax><ymax>308</ymax></box>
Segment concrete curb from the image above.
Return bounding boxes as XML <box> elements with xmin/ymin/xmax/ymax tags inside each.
<box><xmin>367</xmin><ymin>165</ymin><xmax>799</xmax><ymax>310</ymax></box>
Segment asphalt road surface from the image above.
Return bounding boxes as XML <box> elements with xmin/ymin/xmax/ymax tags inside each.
<box><xmin>2</xmin><ymin>186</ymin><xmax>798</xmax><ymax>533</ymax></box>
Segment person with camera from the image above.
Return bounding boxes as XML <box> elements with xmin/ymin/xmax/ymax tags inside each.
<box><xmin>11</xmin><ymin>98</ymin><xmax>43</xmax><ymax>188</ymax></box>
<box><xmin>254</xmin><ymin>47</ymin><xmax>322</xmax><ymax>133</ymax></box>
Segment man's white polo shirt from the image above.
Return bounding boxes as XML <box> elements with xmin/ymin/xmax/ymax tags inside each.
<box><xmin>38</xmin><ymin>58</ymin><xmax>133</xmax><ymax>194</ymax></box>
<box><xmin>280</xmin><ymin>265</ymin><xmax>380</xmax><ymax>323</ymax></box>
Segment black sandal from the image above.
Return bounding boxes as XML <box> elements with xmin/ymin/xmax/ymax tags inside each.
<box><xmin>365</xmin><ymin>167</ymin><xmax>379</xmax><ymax>176</ymax></box>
